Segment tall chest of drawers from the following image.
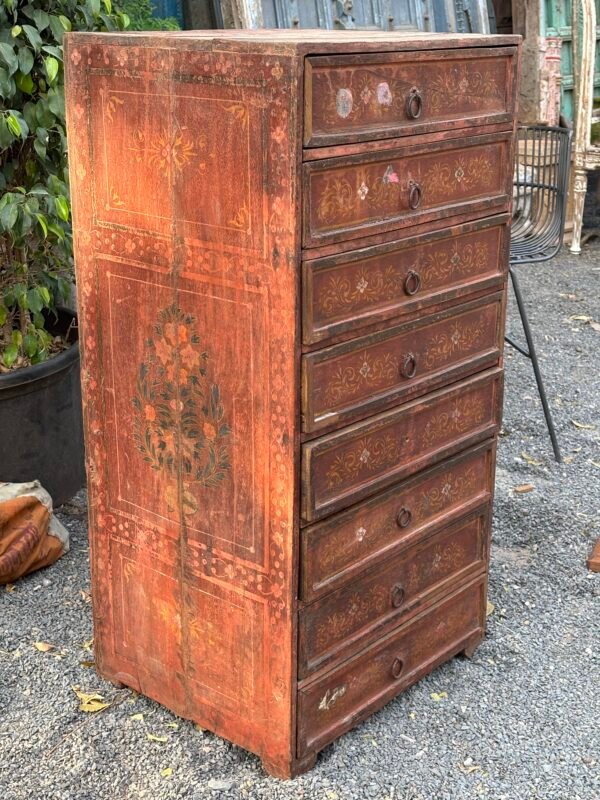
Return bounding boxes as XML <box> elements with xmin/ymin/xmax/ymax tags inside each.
<box><xmin>66</xmin><ymin>30</ymin><xmax>520</xmax><ymax>778</ymax></box>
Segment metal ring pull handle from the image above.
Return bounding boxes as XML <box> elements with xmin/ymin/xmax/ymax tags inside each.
<box><xmin>403</xmin><ymin>269</ymin><xmax>421</xmax><ymax>296</ymax></box>
<box><xmin>406</xmin><ymin>87</ymin><xmax>423</xmax><ymax>119</ymax></box>
<box><xmin>408</xmin><ymin>181</ymin><xmax>422</xmax><ymax>210</ymax></box>
<box><xmin>391</xmin><ymin>657</ymin><xmax>405</xmax><ymax>680</ymax></box>
<box><xmin>400</xmin><ymin>352</ymin><xmax>417</xmax><ymax>379</ymax></box>
<box><xmin>396</xmin><ymin>506</ymin><xmax>412</xmax><ymax>529</ymax></box>
<box><xmin>391</xmin><ymin>584</ymin><xmax>405</xmax><ymax>609</ymax></box>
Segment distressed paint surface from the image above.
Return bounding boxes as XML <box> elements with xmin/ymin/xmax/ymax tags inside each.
<box><xmin>66</xmin><ymin>30</ymin><xmax>519</xmax><ymax>779</ymax></box>
<box><xmin>66</xmin><ymin>34</ymin><xmax>301</xmax><ymax>775</ymax></box>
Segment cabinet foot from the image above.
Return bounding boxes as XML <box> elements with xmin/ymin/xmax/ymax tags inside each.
<box><xmin>462</xmin><ymin>633</ymin><xmax>484</xmax><ymax>659</ymax></box>
<box><xmin>587</xmin><ymin>538</ymin><xmax>600</xmax><ymax>572</ymax></box>
<box><xmin>261</xmin><ymin>751</ymin><xmax>318</xmax><ymax>779</ymax></box>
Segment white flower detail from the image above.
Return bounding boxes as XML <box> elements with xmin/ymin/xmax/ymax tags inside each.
<box><xmin>454</xmin><ymin>166</ymin><xmax>465</xmax><ymax>182</ymax></box>
<box><xmin>359</xmin><ymin>361</ymin><xmax>371</xmax><ymax>378</ymax></box>
<box><xmin>359</xmin><ymin>448</ymin><xmax>371</xmax><ymax>464</ymax></box>
<box><xmin>356</xmin><ymin>526</ymin><xmax>367</xmax><ymax>542</ymax></box>
<box><xmin>356</xmin><ymin>276</ymin><xmax>369</xmax><ymax>293</ymax></box>
<box><xmin>357</xmin><ymin>182</ymin><xmax>369</xmax><ymax>200</ymax></box>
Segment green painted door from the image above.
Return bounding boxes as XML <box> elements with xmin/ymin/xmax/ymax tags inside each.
<box><xmin>544</xmin><ymin>0</ymin><xmax>600</xmax><ymax>123</ymax></box>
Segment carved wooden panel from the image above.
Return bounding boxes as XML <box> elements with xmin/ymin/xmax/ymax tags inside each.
<box><xmin>299</xmin><ymin>505</ymin><xmax>489</xmax><ymax>677</ymax></box>
<box><xmin>303</xmin><ymin>292</ymin><xmax>503</xmax><ymax>433</ymax></box>
<box><xmin>305</xmin><ymin>47</ymin><xmax>517</xmax><ymax>146</ymax></box>
<box><xmin>300</xmin><ymin>440</ymin><xmax>495</xmax><ymax>602</ymax></box>
<box><xmin>303</xmin><ymin>132</ymin><xmax>512</xmax><ymax>245</ymax></box>
<box><xmin>302</xmin><ymin>368</ymin><xmax>503</xmax><ymax>523</ymax></box>
<box><xmin>302</xmin><ymin>215</ymin><xmax>509</xmax><ymax>346</ymax></box>
<box><xmin>297</xmin><ymin>575</ymin><xmax>486</xmax><ymax>755</ymax></box>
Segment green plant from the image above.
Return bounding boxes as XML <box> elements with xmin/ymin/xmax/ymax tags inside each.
<box><xmin>122</xmin><ymin>0</ymin><xmax>179</xmax><ymax>31</ymax></box>
<box><xmin>0</xmin><ymin>0</ymin><xmax>129</xmax><ymax>369</ymax></box>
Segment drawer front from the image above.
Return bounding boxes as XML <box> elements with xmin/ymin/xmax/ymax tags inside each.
<box><xmin>297</xmin><ymin>576</ymin><xmax>486</xmax><ymax>756</ymax></box>
<box><xmin>304</xmin><ymin>48</ymin><xmax>517</xmax><ymax>147</ymax></box>
<box><xmin>303</xmin><ymin>133</ymin><xmax>511</xmax><ymax>248</ymax></box>
<box><xmin>300</xmin><ymin>440</ymin><xmax>495</xmax><ymax>603</ymax></box>
<box><xmin>301</xmin><ymin>367</ymin><xmax>503</xmax><ymax>523</ymax></box>
<box><xmin>299</xmin><ymin>505</ymin><xmax>489</xmax><ymax>677</ymax></box>
<box><xmin>302</xmin><ymin>216</ymin><xmax>509</xmax><ymax>346</ymax></box>
<box><xmin>303</xmin><ymin>293</ymin><xmax>503</xmax><ymax>433</ymax></box>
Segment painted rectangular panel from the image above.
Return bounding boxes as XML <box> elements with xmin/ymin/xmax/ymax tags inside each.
<box><xmin>303</xmin><ymin>132</ymin><xmax>512</xmax><ymax>246</ymax></box>
<box><xmin>302</xmin><ymin>215</ymin><xmax>509</xmax><ymax>345</ymax></box>
<box><xmin>304</xmin><ymin>47</ymin><xmax>516</xmax><ymax>146</ymax></box>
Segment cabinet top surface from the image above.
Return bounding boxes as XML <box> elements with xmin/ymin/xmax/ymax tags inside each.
<box><xmin>66</xmin><ymin>29</ymin><xmax>521</xmax><ymax>53</ymax></box>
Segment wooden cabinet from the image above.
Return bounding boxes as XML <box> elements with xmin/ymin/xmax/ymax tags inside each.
<box><xmin>66</xmin><ymin>30</ymin><xmax>520</xmax><ymax>779</ymax></box>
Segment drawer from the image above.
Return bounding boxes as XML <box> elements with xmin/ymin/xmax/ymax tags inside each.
<box><xmin>299</xmin><ymin>504</ymin><xmax>489</xmax><ymax>678</ymax></box>
<box><xmin>302</xmin><ymin>215</ymin><xmax>509</xmax><ymax>346</ymax></box>
<box><xmin>301</xmin><ymin>367</ymin><xmax>503</xmax><ymax>523</ymax></box>
<box><xmin>300</xmin><ymin>440</ymin><xmax>496</xmax><ymax>603</ymax></box>
<box><xmin>302</xmin><ymin>132</ymin><xmax>512</xmax><ymax>248</ymax></box>
<box><xmin>304</xmin><ymin>47</ymin><xmax>517</xmax><ymax>147</ymax></box>
<box><xmin>302</xmin><ymin>292</ymin><xmax>504</xmax><ymax>434</ymax></box>
<box><xmin>297</xmin><ymin>575</ymin><xmax>486</xmax><ymax>756</ymax></box>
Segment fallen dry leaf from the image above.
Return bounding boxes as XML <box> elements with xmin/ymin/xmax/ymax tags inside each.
<box><xmin>572</xmin><ymin>420</ymin><xmax>596</xmax><ymax>430</ymax></box>
<box><xmin>590</xmin><ymin>461</ymin><xmax>600</xmax><ymax>469</ymax></box>
<box><xmin>459</xmin><ymin>763</ymin><xmax>481</xmax><ymax>775</ymax></box>
<box><xmin>72</xmin><ymin>686</ymin><xmax>111</xmax><ymax>713</ymax></box>
<box><xmin>130</xmin><ymin>713</ymin><xmax>144</xmax><ymax>722</ymax></box>
<box><xmin>80</xmin><ymin>589</ymin><xmax>92</xmax><ymax>603</ymax></box>
<box><xmin>81</xmin><ymin>638</ymin><xmax>94</xmax><ymax>651</ymax></box>
<box><xmin>165</xmin><ymin>722</ymin><xmax>178</xmax><ymax>729</ymax></box>
<box><xmin>160</xmin><ymin>768</ymin><xmax>173</xmax><ymax>778</ymax></box>
<box><xmin>430</xmin><ymin>691</ymin><xmax>448</xmax><ymax>702</ymax></box>
<box><xmin>33</xmin><ymin>642</ymin><xmax>54</xmax><ymax>653</ymax></box>
<box><xmin>486</xmin><ymin>600</ymin><xmax>495</xmax><ymax>617</ymax></box>
<box><xmin>563</xmin><ymin>455</ymin><xmax>574</xmax><ymax>464</ymax></box>
<box><xmin>79</xmin><ymin>660</ymin><xmax>95</xmax><ymax>669</ymax></box>
<box><xmin>147</xmin><ymin>733</ymin><xmax>168</xmax><ymax>743</ymax></box>
<box><xmin>514</xmin><ymin>484</ymin><xmax>535</xmax><ymax>494</ymax></box>
<box><xmin>569</xmin><ymin>314</ymin><xmax>592</xmax><ymax>322</ymax></box>
<box><xmin>521</xmin><ymin>451</ymin><xmax>543</xmax><ymax>467</ymax></box>
<box><xmin>590</xmin><ymin>321</ymin><xmax>600</xmax><ymax>333</ymax></box>
<box><xmin>5</xmin><ymin>584</ymin><xmax>15</xmax><ymax>593</ymax></box>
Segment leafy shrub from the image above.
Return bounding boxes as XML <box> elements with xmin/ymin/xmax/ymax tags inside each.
<box><xmin>122</xmin><ymin>0</ymin><xmax>179</xmax><ymax>31</ymax></box>
<box><xmin>0</xmin><ymin>0</ymin><xmax>129</xmax><ymax>369</ymax></box>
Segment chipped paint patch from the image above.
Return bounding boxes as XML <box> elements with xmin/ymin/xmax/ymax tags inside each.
<box><xmin>336</xmin><ymin>88</ymin><xmax>353</xmax><ymax>118</ymax></box>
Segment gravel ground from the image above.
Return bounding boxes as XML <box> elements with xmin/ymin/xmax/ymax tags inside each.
<box><xmin>1</xmin><ymin>244</ymin><xmax>599</xmax><ymax>800</ymax></box>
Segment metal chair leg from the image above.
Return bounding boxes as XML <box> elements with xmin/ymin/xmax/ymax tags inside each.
<box><xmin>507</xmin><ymin>267</ymin><xmax>562</xmax><ymax>462</ymax></box>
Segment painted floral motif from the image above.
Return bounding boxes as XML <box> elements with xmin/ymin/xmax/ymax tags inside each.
<box><xmin>315</xmin><ymin>165</ymin><xmax>401</xmax><ymax>222</ymax></box>
<box><xmin>315</xmin><ymin>586</ymin><xmax>389</xmax><ymax>651</ymax></box>
<box><xmin>421</xmin><ymin>155</ymin><xmax>494</xmax><ymax>203</ymax></box>
<box><xmin>325</xmin><ymin>433</ymin><xmax>402</xmax><ymax>490</ymax></box>
<box><xmin>323</xmin><ymin>351</ymin><xmax>399</xmax><ymax>406</ymax></box>
<box><xmin>318</xmin><ymin>265</ymin><xmax>405</xmax><ymax>316</ymax></box>
<box><xmin>428</xmin><ymin>68</ymin><xmax>503</xmax><ymax>112</ymax></box>
<box><xmin>129</xmin><ymin>126</ymin><xmax>204</xmax><ymax>177</ymax></box>
<box><xmin>419</xmin><ymin>240</ymin><xmax>489</xmax><ymax>284</ymax></box>
<box><xmin>415</xmin><ymin>467</ymin><xmax>478</xmax><ymax>518</ymax></box>
<box><xmin>131</xmin><ymin>304</ymin><xmax>231</xmax><ymax>514</ymax></box>
<box><xmin>423</xmin><ymin>319</ymin><xmax>486</xmax><ymax>369</ymax></box>
<box><xmin>406</xmin><ymin>541</ymin><xmax>466</xmax><ymax>593</ymax></box>
<box><xmin>421</xmin><ymin>396</ymin><xmax>486</xmax><ymax>449</ymax></box>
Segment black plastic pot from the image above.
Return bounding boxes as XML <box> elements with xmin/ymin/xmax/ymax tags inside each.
<box><xmin>0</xmin><ymin>307</ymin><xmax>85</xmax><ymax>506</ymax></box>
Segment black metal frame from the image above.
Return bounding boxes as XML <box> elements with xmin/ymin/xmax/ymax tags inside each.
<box><xmin>507</xmin><ymin>125</ymin><xmax>572</xmax><ymax>463</ymax></box>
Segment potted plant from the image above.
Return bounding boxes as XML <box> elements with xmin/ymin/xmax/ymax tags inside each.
<box><xmin>0</xmin><ymin>0</ymin><xmax>129</xmax><ymax>506</ymax></box>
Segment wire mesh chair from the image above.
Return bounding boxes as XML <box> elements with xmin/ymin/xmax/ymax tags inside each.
<box><xmin>507</xmin><ymin>125</ymin><xmax>572</xmax><ymax>463</ymax></box>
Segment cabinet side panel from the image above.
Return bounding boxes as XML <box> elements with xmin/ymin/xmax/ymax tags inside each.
<box><xmin>65</xmin><ymin>35</ymin><xmax>300</xmax><ymax>770</ymax></box>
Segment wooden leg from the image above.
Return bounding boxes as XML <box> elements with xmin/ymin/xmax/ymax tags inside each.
<box><xmin>261</xmin><ymin>751</ymin><xmax>318</xmax><ymax>779</ymax></box>
<box><xmin>462</xmin><ymin>633</ymin><xmax>484</xmax><ymax>660</ymax></box>
<box><xmin>570</xmin><ymin>167</ymin><xmax>589</xmax><ymax>255</ymax></box>
<box><xmin>587</xmin><ymin>538</ymin><xmax>600</xmax><ymax>572</ymax></box>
